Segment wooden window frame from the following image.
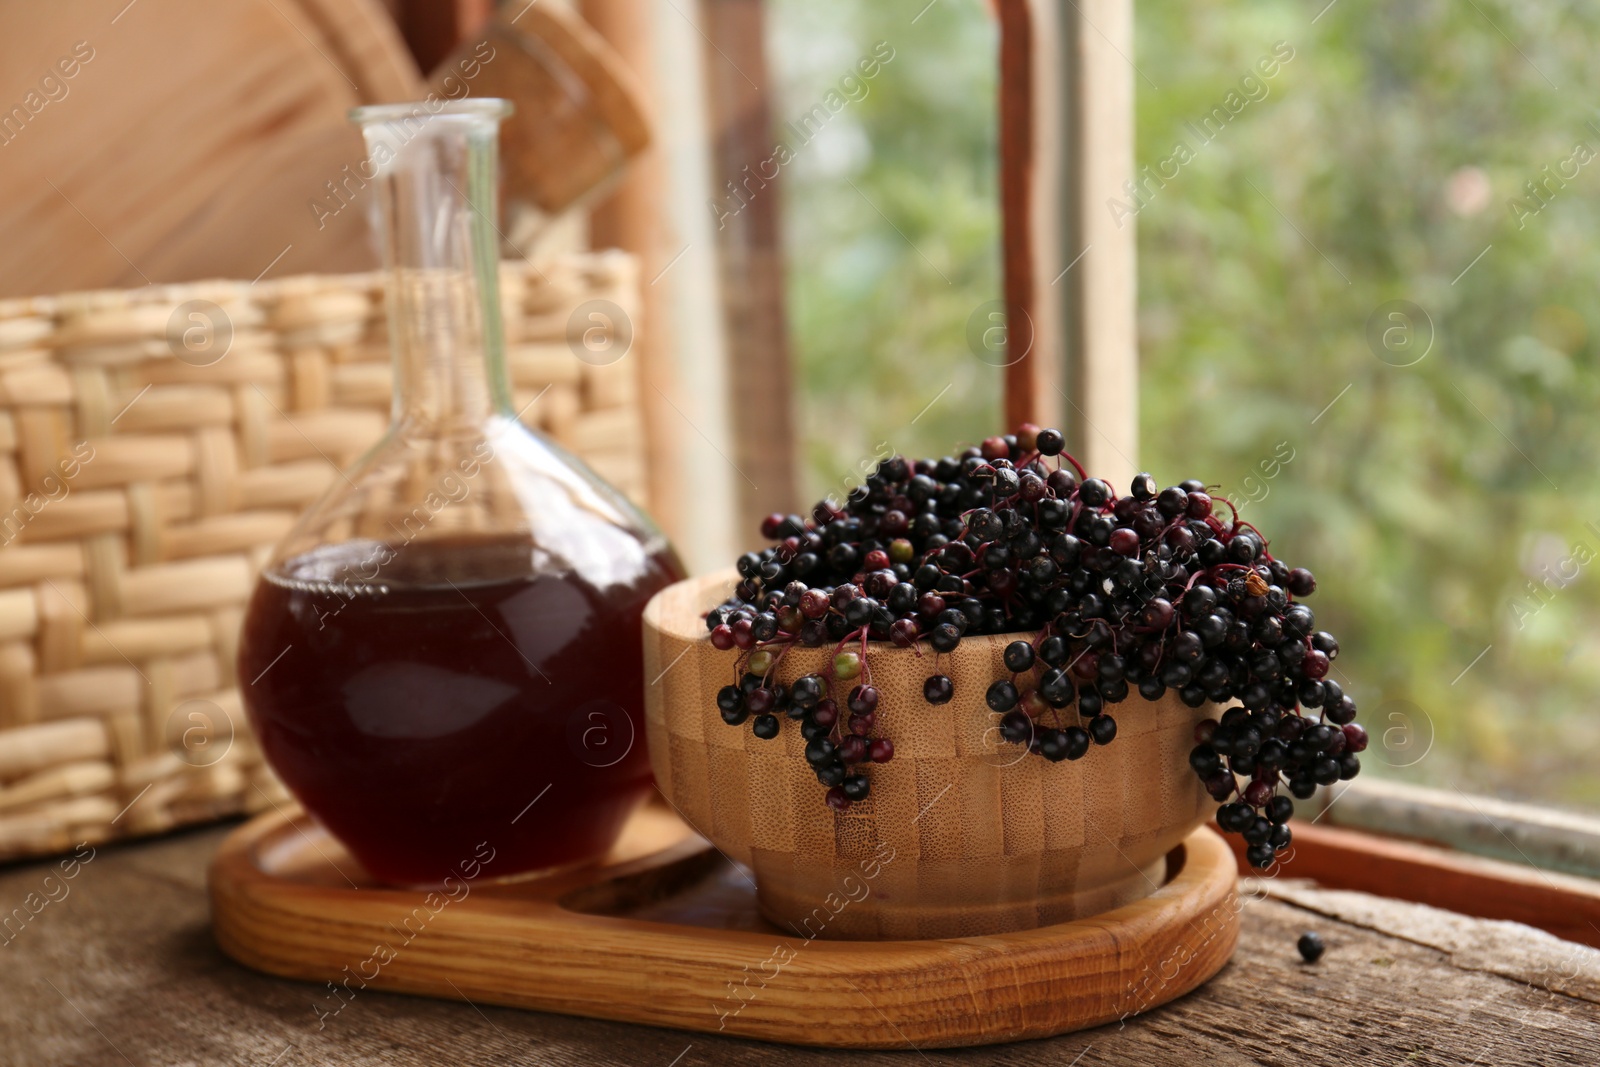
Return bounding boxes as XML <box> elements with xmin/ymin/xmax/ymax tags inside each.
<box><xmin>1001</xmin><ymin>0</ymin><xmax>1137</xmax><ymax>490</ymax></box>
<box><xmin>1002</xmin><ymin>0</ymin><xmax>1600</xmax><ymax>946</ymax></box>
<box><xmin>578</xmin><ymin>0</ymin><xmax>1600</xmax><ymax>944</ymax></box>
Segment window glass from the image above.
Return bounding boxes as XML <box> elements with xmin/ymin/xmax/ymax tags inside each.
<box><xmin>769</xmin><ymin>0</ymin><xmax>1002</xmax><ymax>505</ymax></box>
<box><xmin>1137</xmin><ymin>0</ymin><xmax>1600</xmax><ymax>809</ymax></box>
<box><xmin>769</xmin><ymin>0</ymin><xmax>1593</xmax><ymax>811</ymax></box>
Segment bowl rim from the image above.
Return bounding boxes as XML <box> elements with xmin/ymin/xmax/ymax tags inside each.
<box><xmin>647</xmin><ymin>568</ymin><xmax>1079</xmax><ymax>648</ymax></box>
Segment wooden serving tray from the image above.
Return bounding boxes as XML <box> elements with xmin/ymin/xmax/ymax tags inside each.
<box><xmin>210</xmin><ymin>804</ymin><xmax>1239</xmax><ymax>1048</ymax></box>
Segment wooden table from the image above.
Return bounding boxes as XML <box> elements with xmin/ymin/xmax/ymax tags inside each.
<box><xmin>3</xmin><ymin>822</ymin><xmax>1599</xmax><ymax>1066</ymax></box>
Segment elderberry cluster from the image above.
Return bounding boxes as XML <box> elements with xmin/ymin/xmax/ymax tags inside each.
<box><xmin>705</xmin><ymin>426</ymin><xmax>1363</xmax><ymax>868</ymax></box>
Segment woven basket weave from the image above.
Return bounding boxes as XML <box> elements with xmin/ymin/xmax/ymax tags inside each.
<box><xmin>0</xmin><ymin>254</ymin><xmax>647</xmax><ymax>863</ymax></box>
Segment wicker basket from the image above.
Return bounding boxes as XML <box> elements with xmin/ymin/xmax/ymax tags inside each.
<box><xmin>0</xmin><ymin>254</ymin><xmax>648</xmax><ymax>862</ymax></box>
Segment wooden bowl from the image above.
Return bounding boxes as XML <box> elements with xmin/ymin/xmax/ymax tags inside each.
<box><xmin>643</xmin><ymin>572</ymin><xmax>1219</xmax><ymax>940</ymax></box>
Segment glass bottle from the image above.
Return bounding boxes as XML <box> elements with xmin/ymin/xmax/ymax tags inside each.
<box><xmin>236</xmin><ymin>99</ymin><xmax>683</xmax><ymax>887</ymax></box>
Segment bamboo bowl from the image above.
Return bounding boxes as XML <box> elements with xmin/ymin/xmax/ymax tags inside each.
<box><xmin>643</xmin><ymin>572</ymin><xmax>1219</xmax><ymax>940</ymax></box>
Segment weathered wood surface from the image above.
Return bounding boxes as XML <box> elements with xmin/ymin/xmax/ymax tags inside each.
<box><xmin>3</xmin><ymin>821</ymin><xmax>1600</xmax><ymax>1066</ymax></box>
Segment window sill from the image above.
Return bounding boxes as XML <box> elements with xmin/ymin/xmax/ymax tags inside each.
<box><xmin>1219</xmin><ymin>816</ymin><xmax>1600</xmax><ymax>949</ymax></box>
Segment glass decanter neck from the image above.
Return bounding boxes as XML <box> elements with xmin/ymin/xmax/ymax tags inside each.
<box><xmin>352</xmin><ymin>100</ymin><xmax>516</xmax><ymax>430</ymax></box>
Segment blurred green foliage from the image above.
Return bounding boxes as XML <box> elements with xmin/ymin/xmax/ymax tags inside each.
<box><xmin>767</xmin><ymin>0</ymin><xmax>1000</xmax><ymax>501</ymax></box>
<box><xmin>771</xmin><ymin>0</ymin><xmax>1599</xmax><ymax>809</ymax></box>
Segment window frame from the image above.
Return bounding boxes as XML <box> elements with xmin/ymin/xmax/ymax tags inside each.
<box><xmin>588</xmin><ymin>0</ymin><xmax>1600</xmax><ymax>934</ymax></box>
<box><xmin>1005</xmin><ymin>0</ymin><xmax>1600</xmax><ymax>934</ymax></box>
<box><xmin>1001</xmin><ymin>0</ymin><xmax>1137</xmax><ymax>489</ymax></box>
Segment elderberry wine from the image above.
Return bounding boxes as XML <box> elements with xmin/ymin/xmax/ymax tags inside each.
<box><xmin>239</xmin><ymin>534</ymin><xmax>681</xmax><ymax>886</ymax></box>
<box><xmin>235</xmin><ymin>101</ymin><xmax>684</xmax><ymax>886</ymax></box>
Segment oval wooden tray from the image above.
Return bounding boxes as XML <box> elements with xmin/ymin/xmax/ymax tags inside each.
<box><xmin>209</xmin><ymin>803</ymin><xmax>1240</xmax><ymax>1048</ymax></box>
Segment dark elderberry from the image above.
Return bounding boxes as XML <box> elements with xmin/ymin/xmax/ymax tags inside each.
<box><xmin>1190</xmin><ymin>745</ymin><xmax>1222</xmax><ymax>776</ymax></box>
<box><xmin>1287</xmin><ymin>568</ymin><xmax>1316</xmax><ymax>596</ymax></box>
<box><xmin>1327</xmin><ymin>695</ymin><xmax>1359</xmax><ymax>725</ymax></box>
<box><xmin>1039</xmin><ymin>729</ymin><xmax>1070</xmax><ymax>762</ymax></box>
<box><xmin>790</xmin><ymin>675</ymin><xmax>823</xmax><ymax>709</ymax></box>
<box><xmin>848</xmin><ymin>685</ymin><xmax>880</xmax><ymax>714</ymax></box>
<box><xmin>1157</xmin><ymin>486</ymin><xmax>1189</xmax><ymax>517</ymax></box>
<box><xmin>1047</xmin><ymin>468</ymin><xmax>1078</xmax><ymax>496</ymax></box>
<box><xmin>1037</xmin><ymin>669</ymin><xmax>1075</xmax><ymax>707</ymax></box>
<box><xmin>1078</xmin><ymin>478</ymin><xmax>1112</xmax><ymax>508</ymax></box>
<box><xmin>930</xmin><ymin>623</ymin><xmax>961</xmax><ymax>654</ymax></box>
<box><xmin>1004</xmin><ymin>640</ymin><xmax>1036</xmax><ymax>673</ymax></box>
<box><xmin>1217</xmin><ymin>802</ymin><xmax>1251</xmax><ymax>832</ymax></box>
<box><xmin>1000</xmin><ymin>710</ymin><xmax>1033</xmax><ymax>744</ymax></box>
<box><xmin>986</xmin><ymin>679</ymin><xmax>1020</xmax><ymax>712</ymax></box>
<box><xmin>702</xmin><ymin>425</ymin><xmax>1358</xmax><ymax>871</ymax></box>
<box><xmin>805</xmin><ymin>738</ymin><xmax>836</xmax><ymax>766</ymax></box>
<box><xmin>1089</xmin><ymin>715</ymin><xmax>1118</xmax><ymax>745</ymax></box>
<box><xmin>1049</xmin><ymin>533</ymin><xmax>1082</xmax><ymax>568</ymax></box>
